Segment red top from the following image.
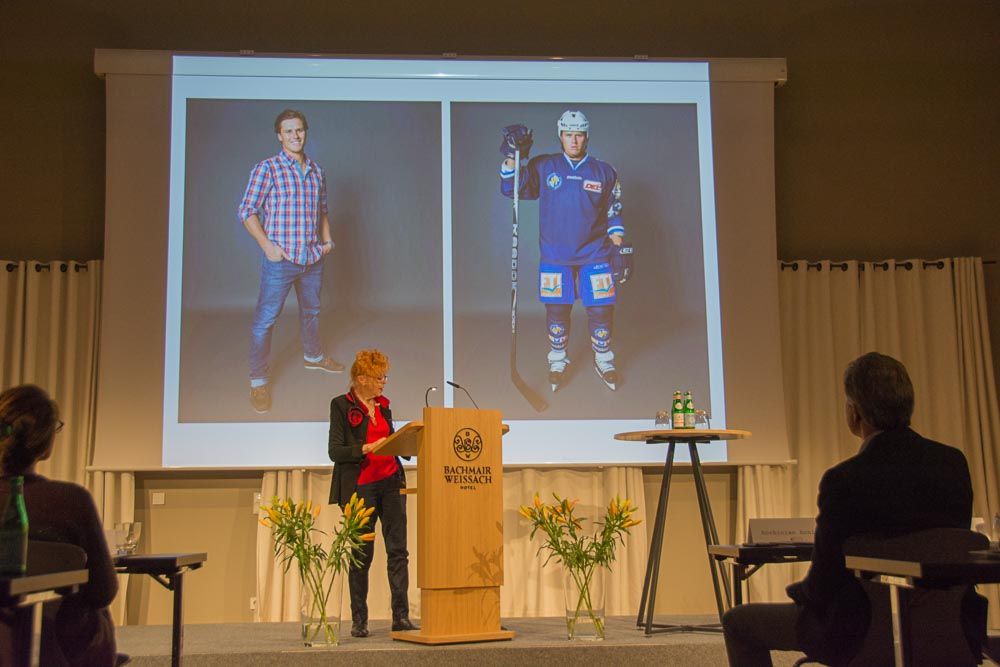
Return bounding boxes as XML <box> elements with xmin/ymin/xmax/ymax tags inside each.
<box><xmin>356</xmin><ymin>395</ymin><xmax>398</xmax><ymax>486</ymax></box>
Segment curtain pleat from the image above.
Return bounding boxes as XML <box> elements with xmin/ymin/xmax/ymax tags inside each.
<box><xmin>2</xmin><ymin>260</ymin><xmax>102</xmax><ymax>485</ymax></box>
<box><xmin>0</xmin><ymin>261</ymin><xmax>27</xmax><ymax>385</ymax></box>
<box><xmin>86</xmin><ymin>470</ymin><xmax>136</xmax><ymax>626</ymax></box>
<box><xmin>951</xmin><ymin>258</ymin><xmax>1000</xmax><ymax>621</ymax></box>
<box><xmin>735</xmin><ymin>464</ymin><xmax>803</xmax><ymax>602</ymax></box>
<box><xmin>778</xmin><ymin>260</ymin><xmax>861</xmax><ymax>518</ymax></box>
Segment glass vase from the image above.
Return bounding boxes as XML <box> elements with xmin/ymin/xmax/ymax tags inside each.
<box><xmin>299</xmin><ymin>565</ymin><xmax>344</xmax><ymax>647</ymax></box>
<box><xmin>563</xmin><ymin>564</ymin><xmax>606</xmax><ymax>640</ymax></box>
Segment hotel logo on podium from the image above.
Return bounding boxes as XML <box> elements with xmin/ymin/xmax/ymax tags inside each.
<box><xmin>452</xmin><ymin>427</ymin><xmax>483</xmax><ymax>461</ymax></box>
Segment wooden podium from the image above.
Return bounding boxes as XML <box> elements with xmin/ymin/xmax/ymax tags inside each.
<box><xmin>373</xmin><ymin>407</ymin><xmax>514</xmax><ymax>644</ymax></box>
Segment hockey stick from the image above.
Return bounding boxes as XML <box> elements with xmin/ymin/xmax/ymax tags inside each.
<box><xmin>510</xmin><ymin>147</ymin><xmax>548</xmax><ymax>412</ymax></box>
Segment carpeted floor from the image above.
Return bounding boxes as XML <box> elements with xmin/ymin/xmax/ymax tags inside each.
<box><xmin>117</xmin><ymin>615</ymin><xmax>809</xmax><ymax>666</ymax></box>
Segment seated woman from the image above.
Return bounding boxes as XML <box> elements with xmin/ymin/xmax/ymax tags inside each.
<box><xmin>0</xmin><ymin>384</ymin><xmax>119</xmax><ymax>666</ymax></box>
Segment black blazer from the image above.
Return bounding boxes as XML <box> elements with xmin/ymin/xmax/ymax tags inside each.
<box><xmin>327</xmin><ymin>391</ymin><xmax>403</xmax><ymax>505</ymax></box>
<box><xmin>786</xmin><ymin>426</ymin><xmax>975</xmax><ymax>662</ymax></box>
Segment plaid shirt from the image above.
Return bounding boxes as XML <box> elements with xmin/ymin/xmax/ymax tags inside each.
<box><xmin>238</xmin><ymin>150</ymin><xmax>328</xmax><ymax>266</ymax></box>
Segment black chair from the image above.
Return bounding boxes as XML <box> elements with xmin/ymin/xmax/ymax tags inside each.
<box><xmin>0</xmin><ymin>541</ymin><xmax>89</xmax><ymax>667</ymax></box>
<box><xmin>28</xmin><ymin>540</ymin><xmax>88</xmax><ymax>667</ymax></box>
<box><xmin>794</xmin><ymin>527</ymin><xmax>988</xmax><ymax>667</ymax></box>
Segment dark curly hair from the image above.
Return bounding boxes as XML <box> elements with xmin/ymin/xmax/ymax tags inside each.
<box><xmin>0</xmin><ymin>384</ymin><xmax>59</xmax><ymax>474</ymax></box>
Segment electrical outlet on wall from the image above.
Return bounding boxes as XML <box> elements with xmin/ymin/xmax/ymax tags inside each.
<box><xmin>249</xmin><ymin>597</ymin><xmax>257</xmax><ymax>611</ymax></box>
<box><xmin>253</xmin><ymin>492</ymin><xmax>262</xmax><ymax>515</ymax></box>
<box><xmin>151</xmin><ymin>492</ymin><xmax>165</xmax><ymax>506</ymax></box>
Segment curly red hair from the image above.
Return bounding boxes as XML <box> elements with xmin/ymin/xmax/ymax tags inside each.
<box><xmin>350</xmin><ymin>348</ymin><xmax>389</xmax><ymax>386</ymax></box>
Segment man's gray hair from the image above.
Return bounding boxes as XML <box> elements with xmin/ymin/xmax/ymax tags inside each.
<box><xmin>843</xmin><ymin>352</ymin><xmax>914</xmax><ymax>430</ymax></box>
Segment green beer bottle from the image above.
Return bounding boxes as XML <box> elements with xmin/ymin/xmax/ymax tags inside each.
<box><xmin>683</xmin><ymin>391</ymin><xmax>696</xmax><ymax>429</ymax></box>
<box><xmin>0</xmin><ymin>476</ymin><xmax>29</xmax><ymax>575</ymax></box>
<box><xmin>671</xmin><ymin>390</ymin><xmax>684</xmax><ymax>429</ymax></box>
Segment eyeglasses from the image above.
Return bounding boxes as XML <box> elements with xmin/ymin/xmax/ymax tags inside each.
<box><xmin>367</xmin><ymin>375</ymin><xmax>389</xmax><ymax>383</ymax></box>
<box><xmin>55</xmin><ymin>420</ymin><xmax>65</xmax><ymax>434</ymax></box>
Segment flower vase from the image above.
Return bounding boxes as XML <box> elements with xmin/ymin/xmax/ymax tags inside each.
<box><xmin>563</xmin><ymin>564</ymin><xmax>606</xmax><ymax>640</ymax></box>
<box><xmin>299</xmin><ymin>565</ymin><xmax>344</xmax><ymax>647</ymax></box>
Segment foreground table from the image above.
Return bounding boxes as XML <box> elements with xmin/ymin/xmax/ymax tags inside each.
<box><xmin>615</xmin><ymin>428</ymin><xmax>751</xmax><ymax>635</ymax></box>
<box><xmin>115</xmin><ymin>552</ymin><xmax>207</xmax><ymax>667</ymax></box>
<box><xmin>845</xmin><ymin>550</ymin><xmax>1000</xmax><ymax>667</ymax></box>
<box><xmin>0</xmin><ymin>569</ymin><xmax>88</xmax><ymax>667</ymax></box>
<box><xmin>708</xmin><ymin>543</ymin><xmax>813</xmax><ymax>607</ymax></box>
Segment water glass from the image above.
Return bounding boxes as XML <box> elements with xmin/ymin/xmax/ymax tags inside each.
<box><xmin>113</xmin><ymin>521</ymin><xmax>142</xmax><ymax>555</ymax></box>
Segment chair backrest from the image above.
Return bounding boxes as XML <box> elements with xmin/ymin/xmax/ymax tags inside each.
<box><xmin>27</xmin><ymin>540</ymin><xmax>88</xmax><ymax>667</ymax></box>
<box><xmin>842</xmin><ymin>528</ymin><xmax>989</xmax><ymax>667</ymax></box>
<box><xmin>26</xmin><ymin>540</ymin><xmax>87</xmax><ymax>575</ymax></box>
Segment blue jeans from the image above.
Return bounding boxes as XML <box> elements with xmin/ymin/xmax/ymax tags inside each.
<box><xmin>249</xmin><ymin>257</ymin><xmax>323</xmax><ymax>383</ymax></box>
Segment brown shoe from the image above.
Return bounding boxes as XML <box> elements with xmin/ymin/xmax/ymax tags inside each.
<box><xmin>304</xmin><ymin>357</ymin><xmax>344</xmax><ymax>373</ymax></box>
<box><xmin>250</xmin><ymin>384</ymin><xmax>271</xmax><ymax>413</ymax></box>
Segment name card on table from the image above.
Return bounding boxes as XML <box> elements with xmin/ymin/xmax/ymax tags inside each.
<box><xmin>747</xmin><ymin>518</ymin><xmax>816</xmax><ymax>544</ymax></box>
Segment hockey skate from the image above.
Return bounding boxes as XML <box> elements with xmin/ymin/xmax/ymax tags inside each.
<box><xmin>547</xmin><ymin>350</ymin><xmax>570</xmax><ymax>392</ymax></box>
<box><xmin>594</xmin><ymin>351</ymin><xmax>618</xmax><ymax>391</ymax></box>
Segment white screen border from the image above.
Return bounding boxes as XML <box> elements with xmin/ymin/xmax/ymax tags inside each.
<box><xmin>164</xmin><ymin>56</ymin><xmax>725</xmax><ymax>467</ymax></box>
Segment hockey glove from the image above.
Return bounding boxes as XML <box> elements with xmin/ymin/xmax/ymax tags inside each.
<box><xmin>500</xmin><ymin>124</ymin><xmax>534</xmax><ymax>159</ymax></box>
<box><xmin>610</xmin><ymin>243</ymin><xmax>634</xmax><ymax>284</ymax></box>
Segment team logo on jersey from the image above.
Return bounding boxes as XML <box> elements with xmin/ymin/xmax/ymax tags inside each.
<box><xmin>589</xmin><ymin>272</ymin><xmax>615</xmax><ymax>299</ymax></box>
<box><xmin>540</xmin><ymin>272</ymin><xmax>563</xmax><ymax>298</ymax></box>
<box><xmin>546</xmin><ymin>173</ymin><xmax>562</xmax><ymax>190</ymax></box>
<box><xmin>583</xmin><ymin>180</ymin><xmax>603</xmax><ymax>193</ymax></box>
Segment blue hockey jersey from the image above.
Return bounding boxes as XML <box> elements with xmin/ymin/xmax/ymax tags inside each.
<box><xmin>501</xmin><ymin>153</ymin><xmax>623</xmax><ymax>265</ymax></box>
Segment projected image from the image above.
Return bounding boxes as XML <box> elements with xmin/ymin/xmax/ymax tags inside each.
<box><xmin>161</xmin><ymin>57</ymin><xmax>726</xmax><ymax>466</ymax></box>
<box><xmin>452</xmin><ymin>103</ymin><xmax>712</xmax><ymax>420</ymax></box>
<box><xmin>177</xmin><ymin>100</ymin><xmax>443</xmax><ymax>423</ymax></box>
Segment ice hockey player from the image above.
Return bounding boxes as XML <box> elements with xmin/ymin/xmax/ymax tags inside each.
<box><xmin>499</xmin><ymin>110</ymin><xmax>633</xmax><ymax>392</ymax></box>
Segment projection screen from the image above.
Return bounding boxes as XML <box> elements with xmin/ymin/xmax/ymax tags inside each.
<box><xmin>93</xmin><ymin>51</ymin><xmax>790</xmax><ymax>469</ymax></box>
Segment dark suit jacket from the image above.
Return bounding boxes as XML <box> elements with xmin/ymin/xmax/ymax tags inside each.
<box><xmin>327</xmin><ymin>391</ymin><xmax>403</xmax><ymax>505</ymax></box>
<box><xmin>785</xmin><ymin>426</ymin><xmax>975</xmax><ymax>663</ymax></box>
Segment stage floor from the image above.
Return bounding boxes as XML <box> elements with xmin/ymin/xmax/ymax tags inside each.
<box><xmin>117</xmin><ymin>615</ymin><xmax>807</xmax><ymax>666</ymax></box>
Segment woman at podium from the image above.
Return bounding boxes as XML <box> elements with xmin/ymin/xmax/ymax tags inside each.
<box><xmin>327</xmin><ymin>348</ymin><xmax>416</xmax><ymax>638</ymax></box>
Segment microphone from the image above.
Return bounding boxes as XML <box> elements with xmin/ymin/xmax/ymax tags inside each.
<box><xmin>446</xmin><ymin>380</ymin><xmax>480</xmax><ymax>409</ymax></box>
<box><xmin>424</xmin><ymin>386</ymin><xmax>438</xmax><ymax>407</ymax></box>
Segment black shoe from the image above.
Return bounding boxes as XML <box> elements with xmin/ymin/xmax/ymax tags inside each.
<box><xmin>351</xmin><ymin>622</ymin><xmax>369</xmax><ymax>638</ymax></box>
<box><xmin>392</xmin><ymin>618</ymin><xmax>419</xmax><ymax>632</ymax></box>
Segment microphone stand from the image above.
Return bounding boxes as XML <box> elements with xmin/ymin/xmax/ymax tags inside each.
<box><xmin>446</xmin><ymin>381</ymin><xmax>480</xmax><ymax>409</ymax></box>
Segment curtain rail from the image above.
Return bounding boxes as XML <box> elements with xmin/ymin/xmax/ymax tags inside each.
<box><xmin>4</xmin><ymin>261</ymin><xmax>90</xmax><ymax>273</ymax></box>
<box><xmin>779</xmin><ymin>259</ymin><xmax>996</xmax><ymax>272</ymax></box>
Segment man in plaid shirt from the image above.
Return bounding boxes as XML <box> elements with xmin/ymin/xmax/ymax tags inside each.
<box><xmin>238</xmin><ymin>109</ymin><xmax>342</xmax><ymax>414</ymax></box>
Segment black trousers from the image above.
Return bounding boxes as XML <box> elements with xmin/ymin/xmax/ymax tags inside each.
<box><xmin>722</xmin><ymin>602</ymin><xmax>802</xmax><ymax>667</ymax></box>
<box><xmin>346</xmin><ymin>475</ymin><xmax>410</xmax><ymax>624</ymax></box>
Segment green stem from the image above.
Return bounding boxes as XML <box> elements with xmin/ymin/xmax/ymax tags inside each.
<box><xmin>567</xmin><ymin>565</ymin><xmax>604</xmax><ymax>639</ymax></box>
<box><xmin>301</xmin><ymin>562</ymin><xmax>339</xmax><ymax>644</ymax></box>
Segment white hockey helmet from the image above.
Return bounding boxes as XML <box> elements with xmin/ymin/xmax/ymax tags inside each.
<box><xmin>557</xmin><ymin>110</ymin><xmax>589</xmax><ymax>136</ymax></box>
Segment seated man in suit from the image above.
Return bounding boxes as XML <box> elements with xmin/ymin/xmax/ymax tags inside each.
<box><xmin>722</xmin><ymin>352</ymin><xmax>979</xmax><ymax>666</ymax></box>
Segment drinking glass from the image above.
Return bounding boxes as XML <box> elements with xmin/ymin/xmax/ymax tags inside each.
<box><xmin>114</xmin><ymin>521</ymin><xmax>142</xmax><ymax>555</ymax></box>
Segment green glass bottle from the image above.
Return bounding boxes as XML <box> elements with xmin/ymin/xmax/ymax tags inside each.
<box><xmin>683</xmin><ymin>391</ymin><xmax>696</xmax><ymax>429</ymax></box>
<box><xmin>671</xmin><ymin>390</ymin><xmax>684</xmax><ymax>429</ymax></box>
<box><xmin>0</xmin><ymin>476</ymin><xmax>29</xmax><ymax>576</ymax></box>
